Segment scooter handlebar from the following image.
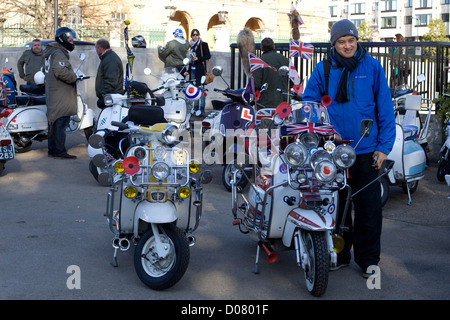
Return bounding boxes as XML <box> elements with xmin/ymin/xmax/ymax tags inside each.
<box><xmin>111</xmin><ymin>121</ymin><xmax>128</xmax><ymax>130</ymax></box>
<box><xmin>77</xmin><ymin>75</ymin><xmax>91</xmax><ymax>81</ymax></box>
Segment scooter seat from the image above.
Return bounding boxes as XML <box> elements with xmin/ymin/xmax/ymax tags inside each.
<box><xmin>15</xmin><ymin>95</ymin><xmax>46</xmax><ymax>106</ymax></box>
<box><xmin>127</xmin><ymin>105</ymin><xmax>167</xmax><ymax>126</ymax></box>
<box><xmin>211</xmin><ymin>99</ymin><xmax>231</xmax><ymax>110</ymax></box>
<box><xmin>402</xmin><ymin>125</ymin><xmax>418</xmax><ymax>141</ymax></box>
<box><xmin>19</xmin><ymin>84</ymin><xmax>46</xmax><ymax>95</ymax></box>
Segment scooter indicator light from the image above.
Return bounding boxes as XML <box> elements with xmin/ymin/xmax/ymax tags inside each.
<box><xmin>189</xmin><ymin>160</ymin><xmax>200</xmax><ymax>173</ymax></box>
<box><xmin>114</xmin><ymin>161</ymin><xmax>125</xmax><ymax>174</ymax></box>
<box><xmin>124</xmin><ymin>186</ymin><xmax>137</xmax><ymax>199</ymax></box>
<box><xmin>178</xmin><ymin>186</ymin><xmax>191</xmax><ymax>198</ymax></box>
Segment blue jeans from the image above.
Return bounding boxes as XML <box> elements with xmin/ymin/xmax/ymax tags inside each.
<box><xmin>48</xmin><ymin>116</ymin><xmax>70</xmax><ymax>156</ymax></box>
<box><xmin>190</xmin><ymin>68</ymin><xmax>205</xmax><ymax>113</ymax></box>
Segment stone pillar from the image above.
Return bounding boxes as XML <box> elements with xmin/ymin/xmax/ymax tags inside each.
<box><xmin>212</xmin><ymin>24</ymin><xmax>231</xmax><ymax>52</ymax></box>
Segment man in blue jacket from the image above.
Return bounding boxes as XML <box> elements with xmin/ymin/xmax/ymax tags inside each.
<box><xmin>303</xmin><ymin>19</ymin><xmax>395</xmax><ymax>278</ymax></box>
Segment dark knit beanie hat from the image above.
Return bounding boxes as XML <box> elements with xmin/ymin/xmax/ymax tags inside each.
<box><xmin>330</xmin><ymin>19</ymin><xmax>359</xmax><ymax>45</ymax></box>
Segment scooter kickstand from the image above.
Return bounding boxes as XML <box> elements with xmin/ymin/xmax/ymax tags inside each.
<box><xmin>252</xmin><ymin>244</ymin><xmax>260</xmax><ymax>274</ymax></box>
<box><xmin>407</xmin><ymin>185</ymin><xmax>412</xmax><ymax>205</ymax></box>
<box><xmin>111</xmin><ymin>247</ymin><xmax>118</xmax><ymax>267</ymax></box>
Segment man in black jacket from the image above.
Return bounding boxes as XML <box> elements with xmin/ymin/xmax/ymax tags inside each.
<box><xmin>95</xmin><ymin>39</ymin><xmax>124</xmax><ymax>109</ymax></box>
<box><xmin>253</xmin><ymin>37</ymin><xmax>289</xmax><ymax>108</ymax></box>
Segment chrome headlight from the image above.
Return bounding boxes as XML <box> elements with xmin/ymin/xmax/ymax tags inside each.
<box><xmin>162</xmin><ymin>124</ymin><xmax>179</xmax><ymax>145</ymax></box>
<box><xmin>299</xmin><ymin>132</ymin><xmax>319</xmax><ymax>150</ymax></box>
<box><xmin>314</xmin><ymin>160</ymin><xmax>337</xmax><ymax>183</ymax></box>
<box><xmin>103</xmin><ymin>94</ymin><xmax>113</xmax><ymax>106</ymax></box>
<box><xmin>310</xmin><ymin>149</ymin><xmax>332</xmax><ymax>168</ymax></box>
<box><xmin>332</xmin><ymin>144</ymin><xmax>356</xmax><ymax>169</ymax></box>
<box><xmin>284</xmin><ymin>142</ymin><xmax>308</xmax><ymax>167</ymax></box>
<box><xmin>151</xmin><ymin>161</ymin><xmax>170</xmax><ymax>181</ymax></box>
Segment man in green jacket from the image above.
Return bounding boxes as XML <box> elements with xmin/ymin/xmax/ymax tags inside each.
<box><xmin>95</xmin><ymin>39</ymin><xmax>124</xmax><ymax>109</ymax></box>
<box><xmin>17</xmin><ymin>39</ymin><xmax>45</xmax><ymax>85</ymax></box>
<box><xmin>253</xmin><ymin>37</ymin><xmax>290</xmax><ymax>108</ymax></box>
<box><xmin>158</xmin><ymin>28</ymin><xmax>190</xmax><ymax>72</ymax></box>
<box><xmin>44</xmin><ymin>27</ymin><xmax>78</xmax><ymax>159</ymax></box>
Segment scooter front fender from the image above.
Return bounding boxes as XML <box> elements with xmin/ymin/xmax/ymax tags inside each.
<box><xmin>282</xmin><ymin>208</ymin><xmax>334</xmax><ymax>248</ymax></box>
<box><xmin>133</xmin><ymin>201</ymin><xmax>178</xmax><ymax>238</ymax></box>
<box><xmin>134</xmin><ymin>201</ymin><xmax>177</xmax><ymax>224</ymax></box>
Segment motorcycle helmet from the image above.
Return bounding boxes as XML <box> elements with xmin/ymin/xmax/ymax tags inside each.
<box><xmin>55</xmin><ymin>27</ymin><xmax>77</xmax><ymax>52</ymax></box>
<box><xmin>173</xmin><ymin>28</ymin><xmax>184</xmax><ymax>38</ymax></box>
<box><xmin>34</xmin><ymin>71</ymin><xmax>45</xmax><ymax>85</ymax></box>
<box><xmin>185</xmin><ymin>84</ymin><xmax>201</xmax><ymax>100</ymax></box>
<box><xmin>132</xmin><ymin>35</ymin><xmax>146</xmax><ymax>48</ymax></box>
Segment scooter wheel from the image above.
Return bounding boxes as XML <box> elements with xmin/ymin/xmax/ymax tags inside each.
<box><xmin>134</xmin><ymin>224</ymin><xmax>190</xmax><ymax>290</ymax></box>
<box><xmin>379</xmin><ymin>176</ymin><xmax>390</xmax><ymax>207</ymax></box>
<box><xmin>222</xmin><ymin>161</ymin><xmax>249</xmax><ymax>192</ymax></box>
<box><xmin>301</xmin><ymin>230</ymin><xmax>329</xmax><ymax>297</ymax></box>
<box><xmin>437</xmin><ymin>158</ymin><xmax>450</xmax><ymax>182</ymax></box>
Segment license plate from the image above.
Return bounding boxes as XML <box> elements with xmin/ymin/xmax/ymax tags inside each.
<box><xmin>0</xmin><ymin>145</ymin><xmax>14</xmax><ymax>160</ymax></box>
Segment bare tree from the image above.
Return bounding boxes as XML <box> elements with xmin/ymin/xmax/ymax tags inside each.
<box><xmin>0</xmin><ymin>0</ymin><xmax>126</xmax><ymax>40</ymax></box>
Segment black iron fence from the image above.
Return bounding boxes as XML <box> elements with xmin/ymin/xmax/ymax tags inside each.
<box><xmin>229</xmin><ymin>41</ymin><xmax>450</xmax><ymax>112</ymax></box>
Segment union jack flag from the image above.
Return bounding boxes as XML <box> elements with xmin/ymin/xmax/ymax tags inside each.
<box><xmin>290</xmin><ymin>5</ymin><xmax>304</xmax><ymax>26</ymax></box>
<box><xmin>249</xmin><ymin>53</ymin><xmax>276</xmax><ymax>73</ymax></box>
<box><xmin>289</xmin><ymin>40</ymin><xmax>314</xmax><ymax>60</ymax></box>
<box><xmin>255</xmin><ymin>108</ymin><xmax>276</xmax><ymax>125</ymax></box>
<box><xmin>281</xmin><ymin>122</ymin><xmax>336</xmax><ymax>136</ymax></box>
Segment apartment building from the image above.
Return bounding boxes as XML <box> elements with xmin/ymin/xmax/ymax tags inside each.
<box><xmin>328</xmin><ymin>0</ymin><xmax>450</xmax><ymax>41</ymax></box>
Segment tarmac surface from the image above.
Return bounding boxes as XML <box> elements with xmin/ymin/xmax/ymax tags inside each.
<box><xmin>0</xmin><ymin>129</ymin><xmax>449</xmax><ymax>303</ymax></box>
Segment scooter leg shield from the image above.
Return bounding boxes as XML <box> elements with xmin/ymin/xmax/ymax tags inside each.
<box><xmin>80</xmin><ymin>107</ymin><xmax>95</xmax><ymax>129</ymax></box>
<box><xmin>282</xmin><ymin>208</ymin><xmax>334</xmax><ymax>247</ymax></box>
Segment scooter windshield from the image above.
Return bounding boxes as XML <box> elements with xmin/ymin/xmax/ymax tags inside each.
<box><xmin>288</xmin><ymin>101</ymin><xmax>330</xmax><ymax>125</ymax></box>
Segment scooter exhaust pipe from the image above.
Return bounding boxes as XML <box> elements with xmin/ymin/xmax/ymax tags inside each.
<box><xmin>187</xmin><ymin>235</ymin><xmax>196</xmax><ymax>247</ymax></box>
<box><xmin>260</xmin><ymin>241</ymin><xmax>278</xmax><ymax>263</ymax></box>
<box><xmin>112</xmin><ymin>237</ymin><xmax>130</xmax><ymax>251</ymax></box>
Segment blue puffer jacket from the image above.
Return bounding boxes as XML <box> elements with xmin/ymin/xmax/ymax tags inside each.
<box><xmin>303</xmin><ymin>53</ymin><xmax>396</xmax><ymax>155</ymax></box>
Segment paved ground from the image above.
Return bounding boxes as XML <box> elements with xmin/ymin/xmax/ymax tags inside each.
<box><xmin>0</xmin><ymin>130</ymin><xmax>449</xmax><ymax>304</ymax></box>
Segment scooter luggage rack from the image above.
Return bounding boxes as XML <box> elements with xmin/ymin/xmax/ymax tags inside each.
<box><xmin>231</xmin><ymin>166</ymin><xmax>288</xmax><ymax>239</ymax></box>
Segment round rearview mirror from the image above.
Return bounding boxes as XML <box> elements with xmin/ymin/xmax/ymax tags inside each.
<box><xmin>212</xmin><ymin>66</ymin><xmax>223</xmax><ymax>77</ymax></box>
<box><xmin>279</xmin><ymin>65</ymin><xmax>289</xmax><ymax>77</ymax></box>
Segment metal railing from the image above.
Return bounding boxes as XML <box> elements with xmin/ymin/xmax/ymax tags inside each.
<box><xmin>229</xmin><ymin>42</ymin><xmax>450</xmax><ymax>109</ymax></box>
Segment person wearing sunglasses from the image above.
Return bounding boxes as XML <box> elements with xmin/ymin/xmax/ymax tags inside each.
<box><xmin>189</xmin><ymin>29</ymin><xmax>211</xmax><ymax>117</ymax></box>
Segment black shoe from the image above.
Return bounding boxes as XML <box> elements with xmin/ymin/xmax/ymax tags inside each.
<box><xmin>330</xmin><ymin>260</ymin><xmax>350</xmax><ymax>271</ymax></box>
<box><xmin>330</xmin><ymin>254</ymin><xmax>351</xmax><ymax>271</ymax></box>
<box><xmin>362</xmin><ymin>266</ymin><xmax>378</xmax><ymax>278</ymax></box>
<box><xmin>58</xmin><ymin>153</ymin><xmax>77</xmax><ymax>159</ymax></box>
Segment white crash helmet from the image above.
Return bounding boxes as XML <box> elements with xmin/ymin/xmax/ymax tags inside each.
<box><xmin>34</xmin><ymin>71</ymin><xmax>45</xmax><ymax>85</ymax></box>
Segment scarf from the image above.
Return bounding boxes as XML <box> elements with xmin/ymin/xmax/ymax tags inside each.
<box><xmin>190</xmin><ymin>39</ymin><xmax>201</xmax><ymax>52</ymax></box>
<box><xmin>330</xmin><ymin>43</ymin><xmax>366</xmax><ymax>103</ymax></box>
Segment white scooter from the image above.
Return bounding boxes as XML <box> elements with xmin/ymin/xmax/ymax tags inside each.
<box><xmin>101</xmin><ymin>104</ymin><xmax>212</xmax><ymax>290</ymax></box>
<box><xmin>0</xmin><ymin>53</ymin><xmax>95</xmax><ymax>153</ymax></box>
<box><xmin>229</xmin><ymin>99</ymin><xmax>393</xmax><ymax>296</ymax></box>
<box><xmin>437</xmin><ymin>116</ymin><xmax>450</xmax><ymax>182</ymax></box>
<box><xmin>380</xmin><ymin>94</ymin><xmax>431</xmax><ymax>205</ymax></box>
<box><xmin>0</xmin><ymin>122</ymin><xmax>14</xmax><ymax>175</ymax></box>
<box><xmin>152</xmin><ymin>58</ymin><xmax>203</xmax><ymax>131</ymax></box>
<box><xmin>392</xmin><ymin>73</ymin><xmax>430</xmax><ymax>163</ymax></box>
